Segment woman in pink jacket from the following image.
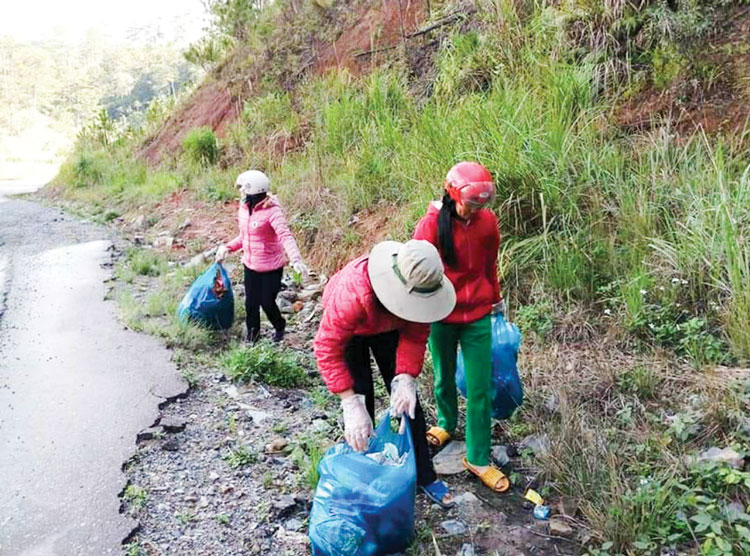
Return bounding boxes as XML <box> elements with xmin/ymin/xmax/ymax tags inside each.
<box><xmin>313</xmin><ymin>239</ymin><xmax>457</xmax><ymax>508</ymax></box>
<box><xmin>216</xmin><ymin>170</ymin><xmax>308</xmax><ymax>343</ymax></box>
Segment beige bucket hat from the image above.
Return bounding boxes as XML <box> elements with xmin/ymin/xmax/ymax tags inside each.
<box><xmin>368</xmin><ymin>240</ymin><xmax>456</xmax><ymax>323</ymax></box>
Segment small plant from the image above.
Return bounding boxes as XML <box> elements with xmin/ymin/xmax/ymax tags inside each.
<box><xmin>216</xmin><ymin>513</ymin><xmax>231</xmax><ymax>526</ymax></box>
<box><xmin>616</xmin><ymin>365</ymin><xmax>660</xmax><ymax>400</ymax></box>
<box><xmin>176</xmin><ymin>511</ymin><xmax>197</xmax><ymax>525</ymax></box>
<box><xmin>182</xmin><ymin>126</ymin><xmax>219</xmax><ymax>166</ymax></box>
<box><xmin>124</xmin><ymin>542</ymin><xmax>147</xmax><ymax>556</ymax></box>
<box><xmin>126</xmin><ymin>248</ymin><xmax>168</xmax><ymax>277</ymax></box>
<box><xmin>262</xmin><ymin>470</ymin><xmax>274</xmax><ymax>489</ymax></box>
<box><xmin>223</xmin><ymin>444</ymin><xmax>258</xmax><ymax>468</ymax></box>
<box><xmin>123</xmin><ymin>484</ymin><xmax>148</xmax><ymax>511</ymax></box>
<box><xmin>515</xmin><ymin>301</ymin><xmax>554</xmax><ymax>340</ymax></box>
<box><xmin>220</xmin><ymin>342</ymin><xmax>308</xmax><ymax>388</ymax></box>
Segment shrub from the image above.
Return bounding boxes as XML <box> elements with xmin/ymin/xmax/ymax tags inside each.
<box><xmin>182</xmin><ymin>127</ymin><xmax>219</xmax><ymax>166</ymax></box>
<box><xmin>221</xmin><ymin>341</ymin><xmax>308</xmax><ymax>388</ymax></box>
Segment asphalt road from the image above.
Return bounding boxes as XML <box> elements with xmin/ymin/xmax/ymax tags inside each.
<box><xmin>0</xmin><ymin>184</ymin><xmax>187</xmax><ymax>555</ymax></box>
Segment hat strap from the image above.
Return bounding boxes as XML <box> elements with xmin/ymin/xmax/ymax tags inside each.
<box><xmin>391</xmin><ymin>254</ymin><xmax>442</xmax><ymax>294</ymax></box>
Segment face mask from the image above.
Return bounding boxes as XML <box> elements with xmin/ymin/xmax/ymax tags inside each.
<box><xmin>245</xmin><ymin>192</ymin><xmax>267</xmax><ymax>210</ymax></box>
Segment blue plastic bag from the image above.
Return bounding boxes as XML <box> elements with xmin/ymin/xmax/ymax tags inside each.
<box><xmin>177</xmin><ymin>263</ymin><xmax>234</xmax><ymax>330</ymax></box>
<box><xmin>456</xmin><ymin>312</ymin><xmax>523</xmax><ymax>419</ymax></box>
<box><xmin>309</xmin><ymin>413</ymin><xmax>417</xmax><ymax>556</ymax></box>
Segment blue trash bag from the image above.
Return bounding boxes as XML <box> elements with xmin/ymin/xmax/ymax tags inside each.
<box><xmin>309</xmin><ymin>412</ymin><xmax>417</xmax><ymax>556</ymax></box>
<box><xmin>456</xmin><ymin>312</ymin><xmax>523</xmax><ymax>420</ymax></box>
<box><xmin>177</xmin><ymin>262</ymin><xmax>234</xmax><ymax>330</ymax></box>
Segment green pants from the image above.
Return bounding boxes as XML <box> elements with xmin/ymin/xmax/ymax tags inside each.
<box><xmin>429</xmin><ymin>315</ymin><xmax>492</xmax><ymax>466</ymax></box>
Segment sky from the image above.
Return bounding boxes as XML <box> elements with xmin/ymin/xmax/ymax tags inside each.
<box><xmin>0</xmin><ymin>1</ymin><xmax>209</xmax><ymax>45</ymax></box>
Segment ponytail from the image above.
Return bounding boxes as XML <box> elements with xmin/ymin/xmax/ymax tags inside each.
<box><xmin>437</xmin><ymin>193</ymin><xmax>457</xmax><ymax>267</ymax></box>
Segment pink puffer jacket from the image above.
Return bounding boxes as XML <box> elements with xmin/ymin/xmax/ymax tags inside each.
<box><xmin>225</xmin><ymin>195</ymin><xmax>303</xmax><ymax>272</ymax></box>
<box><xmin>313</xmin><ymin>255</ymin><xmax>430</xmax><ymax>394</ymax></box>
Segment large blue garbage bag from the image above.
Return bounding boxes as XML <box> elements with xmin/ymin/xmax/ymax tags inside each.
<box><xmin>177</xmin><ymin>263</ymin><xmax>234</xmax><ymax>330</ymax></box>
<box><xmin>309</xmin><ymin>412</ymin><xmax>417</xmax><ymax>556</ymax></box>
<box><xmin>456</xmin><ymin>312</ymin><xmax>523</xmax><ymax>419</ymax></box>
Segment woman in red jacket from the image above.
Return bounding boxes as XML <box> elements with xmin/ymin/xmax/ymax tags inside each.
<box><xmin>313</xmin><ymin>239</ymin><xmax>457</xmax><ymax>508</ymax></box>
<box><xmin>413</xmin><ymin>161</ymin><xmax>508</xmax><ymax>493</ymax></box>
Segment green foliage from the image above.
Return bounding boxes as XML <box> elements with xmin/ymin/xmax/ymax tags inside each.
<box><xmin>182</xmin><ymin>127</ymin><xmax>219</xmax><ymax>166</ymax></box>
<box><xmin>123</xmin><ymin>484</ymin><xmax>148</xmax><ymax>511</ymax></box>
<box><xmin>221</xmin><ymin>342</ymin><xmax>309</xmax><ymax>388</ymax></box>
<box><xmin>223</xmin><ymin>444</ymin><xmax>258</xmax><ymax>468</ymax></box>
<box><xmin>515</xmin><ymin>301</ymin><xmax>554</xmax><ymax>340</ymax></box>
<box><xmin>126</xmin><ymin>248</ymin><xmax>168</xmax><ymax>277</ymax></box>
<box><xmin>243</xmin><ymin>90</ymin><xmax>300</xmax><ymax>138</ymax></box>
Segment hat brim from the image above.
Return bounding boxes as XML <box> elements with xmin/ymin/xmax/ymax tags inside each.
<box><xmin>368</xmin><ymin>241</ymin><xmax>456</xmax><ymax>324</ymax></box>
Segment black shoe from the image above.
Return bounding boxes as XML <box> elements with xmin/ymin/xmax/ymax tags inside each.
<box><xmin>273</xmin><ymin>323</ymin><xmax>286</xmax><ymax>343</ymax></box>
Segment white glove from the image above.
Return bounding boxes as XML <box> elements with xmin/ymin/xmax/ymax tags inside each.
<box><xmin>215</xmin><ymin>245</ymin><xmax>229</xmax><ymax>263</ymax></box>
<box><xmin>341</xmin><ymin>394</ymin><xmax>373</xmax><ymax>452</ymax></box>
<box><xmin>492</xmin><ymin>299</ymin><xmax>505</xmax><ymax>315</ymax></box>
<box><xmin>292</xmin><ymin>260</ymin><xmax>309</xmax><ymax>280</ymax></box>
<box><xmin>390</xmin><ymin>374</ymin><xmax>417</xmax><ymax>422</ymax></box>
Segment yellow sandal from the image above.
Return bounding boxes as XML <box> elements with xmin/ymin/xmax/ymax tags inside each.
<box><xmin>462</xmin><ymin>457</ymin><xmax>510</xmax><ymax>493</ymax></box>
<box><xmin>426</xmin><ymin>426</ymin><xmax>452</xmax><ymax>448</ymax></box>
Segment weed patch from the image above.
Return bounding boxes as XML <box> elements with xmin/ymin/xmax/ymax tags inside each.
<box><xmin>221</xmin><ymin>342</ymin><xmax>308</xmax><ymax>388</ymax></box>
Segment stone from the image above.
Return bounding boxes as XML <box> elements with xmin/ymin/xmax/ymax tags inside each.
<box><xmin>453</xmin><ymin>491</ymin><xmax>481</xmax><ymax>508</ymax></box>
<box><xmin>178</xmin><ymin>218</ymin><xmax>191</xmax><ymax>231</ymax></box>
<box><xmin>433</xmin><ymin>441</ymin><xmax>467</xmax><ymax>475</ymax></box>
<box><xmin>693</xmin><ymin>447</ymin><xmax>744</xmax><ymax>470</ymax></box>
<box><xmin>153</xmin><ymin>236</ymin><xmax>174</xmax><ymax>249</ymax></box>
<box><xmin>491</xmin><ymin>445</ymin><xmax>510</xmax><ymax>467</ymax></box>
<box><xmin>224</xmin><ymin>385</ymin><xmax>241</xmax><ymax>400</ymax></box>
<box><xmin>440</xmin><ymin>519</ymin><xmax>467</xmax><ymax>536</ymax></box>
<box><xmin>557</xmin><ymin>496</ymin><xmax>579</xmax><ymax>518</ymax></box>
<box><xmin>518</xmin><ymin>434</ymin><xmax>550</xmax><ymax>456</ymax></box>
<box><xmin>162</xmin><ymin>438</ymin><xmax>180</xmax><ymax>452</ymax></box>
<box><xmin>198</xmin><ymin>496</ymin><xmax>210</xmax><ymax>509</ymax></box>
<box><xmin>297</xmin><ymin>286</ymin><xmax>322</xmax><ymax>302</ymax></box>
<box><xmin>184</xmin><ymin>494</ymin><xmax>199</xmax><ymax>503</ymax></box>
<box><xmin>458</xmin><ymin>544</ymin><xmax>476</xmax><ymax>556</ymax></box>
<box><xmin>284</xmin><ymin>518</ymin><xmax>303</xmax><ymax>532</ymax></box>
<box><xmin>278</xmin><ymin>297</ymin><xmax>294</xmax><ymax>314</ymax></box>
<box><xmin>266</xmin><ymin>438</ymin><xmax>289</xmax><ymax>453</ymax></box>
<box><xmin>279</xmin><ymin>290</ymin><xmax>297</xmax><ymax>302</ymax></box>
<box><xmin>160</xmin><ymin>417</ymin><xmax>187</xmax><ymax>433</ymax></box>
<box><xmin>220</xmin><ymin>484</ymin><xmax>234</xmax><ymax>495</ymax></box>
<box><xmin>272</xmin><ymin>494</ymin><xmax>297</xmax><ymax>518</ymax></box>
<box><xmin>209</xmin><ymin>472</ymin><xmax>220</xmax><ymax>482</ymax></box>
<box><xmin>186</xmin><ymin>252</ymin><xmax>207</xmax><ymax>269</ymax></box>
<box><xmin>548</xmin><ymin>518</ymin><xmax>573</xmax><ymax>537</ymax></box>
<box><xmin>136</xmin><ymin>426</ymin><xmax>163</xmax><ymax>443</ymax></box>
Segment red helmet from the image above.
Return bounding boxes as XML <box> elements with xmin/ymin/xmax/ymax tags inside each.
<box><xmin>445</xmin><ymin>161</ymin><xmax>495</xmax><ymax>208</ymax></box>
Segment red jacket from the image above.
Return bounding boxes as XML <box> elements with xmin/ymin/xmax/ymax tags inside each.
<box><xmin>313</xmin><ymin>255</ymin><xmax>430</xmax><ymax>394</ymax></box>
<box><xmin>413</xmin><ymin>202</ymin><xmax>501</xmax><ymax>324</ymax></box>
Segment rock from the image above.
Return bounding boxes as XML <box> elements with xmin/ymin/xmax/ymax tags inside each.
<box><xmin>491</xmin><ymin>445</ymin><xmax>510</xmax><ymax>467</ymax></box>
<box><xmin>440</xmin><ymin>519</ymin><xmax>467</xmax><ymax>536</ymax></box>
<box><xmin>284</xmin><ymin>518</ymin><xmax>303</xmax><ymax>532</ymax></box>
<box><xmin>160</xmin><ymin>417</ymin><xmax>187</xmax><ymax>433</ymax></box>
<box><xmin>458</xmin><ymin>544</ymin><xmax>476</xmax><ymax>556</ymax></box>
<box><xmin>178</xmin><ymin>218</ymin><xmax>191</xmax><ymax>231</ymax></box>
<box><xmin>198</xmin><ymin>496</ymin><xmax>210</xmax><ymax>509</ymax></box>
<box><xmin>133</xmin><ymin>214</ymin><xmax>146</xmax><ymax>229</ymax></box>
<box><xmin>297</xmin><ymin>286</ymin><xmax>323</xmax><ymax>302</ymax></box>
<box><xmin>162</xmin><ymin>438</ymin><xmax>180</xmax><ymax>452</ymax></box>
<box><xmin>557</xmin><ymin>496</ymin><xmax>579</xmax><ymax>518</ymax></box>
<box><xmin>209</xmin><ymin>472</ymin><xmax>220</xmax><ymax>482</ymax></box>
<box><xmin>266</xmin><ymin>438</ymin><xmax>289</xmax><ymax>453</ymax></box>
<box><xmin>272</xmin><ymin>495</ymin><xmax>298</xmax><ymax>518</ymax></box>
<box><xmin>548</xmin><ymin>517</ymin><xmax>573</xmax><ymax>537</ymax></box>
<box><xmin>220</xmin><ymin>484</ymin><xmax>234</xmax><ymax>495</ymax></box>
<box><xmin>153</xmin><ymin>236</ymin><xmax>174</xmax><ymax>249</ymax></box>
<box><xmin>137</xmin><ymin>426</ymin><xmax>164</xmax><ymax>443</ymax></box>
<box><xmin>293</xmin><ymin>491</ymin><xmax>311</xmax><ymax>505</ymax></box>
<box><xmin>453</xmin><ymin>491</ymin><xmax>481</xmax><ymax>508</ymax></box>
<box><xmin>184</xmin><ymin>494</ymin><xmax>199</xmax><ymax>503</ymax></box>
<box><xmin>279</xmin><ymin>290</ymin><xmax>297</xmax><ymax>301</ymax></box>
<box><xmin>224</xmin><ymin>385</ymin><xmax>241</xmax><ymax>400</ymax></box>
<box><xmin>433</xmin><ymin>441</ymin><xmax>467</xmax><ymax>475</ymax></box>
<box><xmin>518</xmin><ymin>434</ymin><xmax>550</xmax><ymax>456</ymax></box>
<box><xmin>278</xmin><ymin>297</ymin><xmax>294</xmax><ymax>314</ymax></box>
<box><xmin>692</xmin><ymin>447</ymin><xmax>744</xmax><ymax>469</ymax></box>
<box><xmin>186</xmin><ymin>252</ymin><xmax>207</xmax><ymax>269</ymax></box>
<box><xmin>244</xmin><ymin>407</ymin><xmax>271</xmax><ymax>424</ymax></box>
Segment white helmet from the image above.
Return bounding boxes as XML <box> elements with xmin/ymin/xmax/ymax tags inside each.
<box><xmin>236</xmin><ymin>170</ymin><xmax>270</xmax><ymax>195</ymax></box>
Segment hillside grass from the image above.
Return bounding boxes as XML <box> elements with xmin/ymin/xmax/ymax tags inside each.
<box><xmin>51</xmin><ymin>0</ymin><xmax>750</xmax><ymax>553</ymax></box>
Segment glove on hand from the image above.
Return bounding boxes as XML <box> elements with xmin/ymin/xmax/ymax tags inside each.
<box><xmin>292</xmin><ymin>260</ymin><xmax>309</xmax><ymax>281</ymax></box>
<box><xmin>390</xmin><ymin>374</ymin><xmax>417</xmax><ymax>423</ymax></box>
<box><xmin>215</xmin><ymin>245</ymin><xmax>229</xmax><ymax>263</ymax></box>
<box><xmin>341</xmin><ymin>394</ymin><xmax>373</xmax><ymax>452</ymax></box>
